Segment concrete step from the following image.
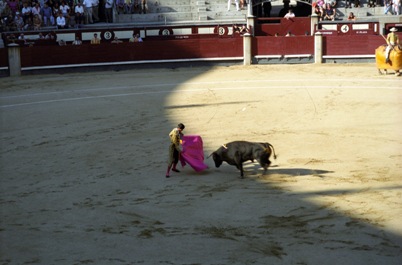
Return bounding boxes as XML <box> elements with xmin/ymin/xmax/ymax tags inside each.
<box><xmin>116</xmin><ymin>12</ymin><xmax>195</xmax><ymax>23</ymax></box>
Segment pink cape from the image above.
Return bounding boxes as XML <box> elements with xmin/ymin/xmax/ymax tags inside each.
<box><xmin>179</xmin><ymin>135</ymin><xmax>208</xmax><ymax>172</ymax></box>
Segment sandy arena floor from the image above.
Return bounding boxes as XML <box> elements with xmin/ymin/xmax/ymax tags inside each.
<box><xmin>0</xmin><ymin>64</ymin><xmax>401</xmax><ymax>265</ymax></box>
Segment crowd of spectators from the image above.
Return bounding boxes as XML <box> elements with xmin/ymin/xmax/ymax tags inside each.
<box><xmin>0</xmin><ymin>0</ymin><xmax>149</xmax><ymax>32</ymax></box>
<box><xmin>0</xmin><ymin>0</ymin><xmax>102</xmax><ymax>31</ymax></box>
<box><xmin>313</xmin><ymin>1</ymin><xmax>338</xmax><ymax>21</ymax></box>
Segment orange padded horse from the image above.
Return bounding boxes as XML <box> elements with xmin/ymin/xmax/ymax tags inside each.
<box><xmin>375</xmin><ymin>45</ymin><xmax>402</xmax><ymax>76</ymax></box>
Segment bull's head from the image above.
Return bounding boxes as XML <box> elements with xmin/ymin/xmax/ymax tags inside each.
<box><xmin>259</xmin><ymin>151</ymin><xmax>271</xmax><ymax>169</ymax></box>
<box><xmin>212</xmin><ymin>152</ymin><xmax>223</xmax><ymax>168</ymax></box>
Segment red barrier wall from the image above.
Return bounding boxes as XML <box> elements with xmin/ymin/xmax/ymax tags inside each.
<box><xmin>0</xmin><ymin>49</ymin><xmax>7</xmax><ymax>68</ymax></box>
<box><xmin>253</xmin><ymin>36</ymin><xmax>314</xmax><ymax>56</ymax></box>
<box><xmin>18</xmin><ymin>38</ymin><xmax>243</xmax><ymax>68</ymax></box>
<box><xmin>255</xmin><ymin>17</ymin><xmax>311</xmax><ymax>36</ymax></box>
<box><xmin>323</xmin><ymin>35</ymin><xmax>385</xmax><ymax>56</ymax></box>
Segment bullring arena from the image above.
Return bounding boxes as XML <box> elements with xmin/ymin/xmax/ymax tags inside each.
<box><xmin>1</xmin><ymin>63</ymin><xmax>402</xmax><ymax>264</ymax></box>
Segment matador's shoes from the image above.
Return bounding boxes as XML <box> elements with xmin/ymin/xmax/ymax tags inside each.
<box><xmin>165</xmin><ymin>175</ymin><xmax>170</xmax><ymax>178</ymax></box>
<box><xmin>172</xmin><ymin>169</ymin><xmax>180</xmax><ymax>172</ymax></box>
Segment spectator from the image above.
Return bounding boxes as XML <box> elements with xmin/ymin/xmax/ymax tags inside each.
<box><xmin>347</xmin><ymin>11</ymin><xmax>356</xmax><ymax>21</ymax></box>
<box><xmin>45</xmin><ymin>32</ymin><xmax>55</xmax><ymax>39</ymax></box>
<box><xmin>262</xmin><ymin>1</ymin><xmax>271</xmax><ymax>17</ymax></box>
<box><xmin>56</xmin><ymin>11</ymin><xmax>67</xmax><ymax>28</ymax></box>
<box><xmin>0</xmin><ymin>0</ymin><xmax>6</xmax><ymax>14</ymax></box>
<box><xmin>140</xmin><ymin>0</ymin><xmax>147</xmax><ymax>14</ymax></box>
<box><xmin>72</xmin><ymin>36</ymin><xmax>82</xmax><ymax>45</ymax></box>
<box><xmin>53</xmin><ymin>2</ymin><xmax>61</xmax><ymax>21</ymax></box>
<box><xmin>32</xmin><ymin>2</ymin><xmax>41</xmax><ymax>19</ymax></box>
<box><xmin>284</xmin><ymin>8</ymin><xmax>295</xmax><ymax>19</ymax></box>
<box><xmin>324</xmin><ymin>3</ymin><xmax>336</xmax><ymax>21</ymax></box>
<box><xmin>116</xmin><ymin>0</ymin><xmax>125</xmax><ymax>14</ymax></box>
<box><xmin>33</xmin><ymin>13</ymin><xmax>41</xmax><ymax>30</ymax></box>
<box><xmin>14</xmin><ymin>12</ymin><xmax>25</xmax><ymax>31</ymax></box>
<box><xmin>314</xmin><ymin>4</ymin><xmax>325</xmax><ymax>21</ymax></box>
<box><xmin>105</xmin><ymin>0</ymin><xmax>113</xmax><ymax>22</ymax></box>
<box><xmin>239</xmin><ymin>0</ymin><xmax>245</xmax><ymax>10</ymax></box>
<box><xmin>393</xmin><ymin>0</ymin><xmax>401</xmax><ymax>15</ymax></box>
<box><xmin>7</xmin><ymin>0</ymin><xmax>19</xmax><ymax>15</ymax></box>
<box><xmin>21</xmin><ymin>2</ymin><xmax>32</xmax><ymax>24</ymax></box>
<box><xmin>285</xmin><ymin>31</ymin><xmax>294</xmax><ymax>37</ymax></box>
<box><xmin>354</xmin><ymin>0</ymin><xmax>361</xmax><ymax>7</ymax></box>
<box><xmin>233</xmin><ymin>24</ymin><xmax>249</xmax><ymax>34</ymax></box>
<box><xmin>1</xmin><ymin>0</ymin><xmax>11</xmax><ymax>17</ymax></box>
<box><xmin>227</xmin><ymin>0</ymin><xmax>240</xmax><ymax>12</ymax></box>
<box><xmin>91</xmin><ymin>33</ymin><xmax>100</xmax><ymax>44</ymax></box>
<box><xmin>83</xmin><ymin>0</ymin><xmax>93</xmax><ymax>24</ymax></box>
<box><xmin>58</xmin><ymin>39</ymin><xmax>66</xmax><ymax>46</ymax></box>
<box><xmin>59</xmin><ymin>1</ymin><xmax>70</xmax><ymax>26</ymax></box>
<box><xmin>316</xmin><ymin>0</ymin><xmax>325</xmax><ymax>7</ymax></box>
<box><xmin>4</xmin><ymin>14</ymin><xmax>17</xmax><ymax>31</ymax></box>
<box><xmin>368</xmin><ymin>0</ymin><xmax>376</xmax><ymax>7</ymax></box>
<box><xmin>129</xmin><ymin>33</ymin><xmax>143</xmax><ymax>42</ymax></box>
<box><xmin>18</xmin><ymin>32</ymin><xmax>25</xmax><ymax>40</ymax></box>
<box><xmin>111</xmin><ymin>36</ymin><xmax>123</xmax><ymax>43</ymax></box>
<box><xmin>384</xmin><ymin>0</ymin><xmax>393</xmax><ymax>14</ymax></box>
<box><xmin>124</xmin><ymin>0</ymin><xmax>132</xmax><ymax>14</ymax></box>
<box><xmin>74</xmin><ymin>2</ymin><xmax>84</xmax><ymax>27</ymax></box>
<box><xmin>41</xmin><ymin>2</ymin><xmax>54</xmax><ymax>26</ymax></box>
<box><xmin>92</xmin><ymin>0</ymin><xmax>99</xmax><ymax>22</ymax></box>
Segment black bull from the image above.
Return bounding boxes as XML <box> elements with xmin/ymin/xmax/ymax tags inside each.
<box><xmin>209</xmin><ymin>141</ymin><xmax>277</xmax><ymax>178</ymax></box>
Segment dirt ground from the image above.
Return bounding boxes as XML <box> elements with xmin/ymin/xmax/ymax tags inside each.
<box><xmin>0</xmin><ymin>63</ymin><xmax>401</xmax><ymax>265</ymax></box>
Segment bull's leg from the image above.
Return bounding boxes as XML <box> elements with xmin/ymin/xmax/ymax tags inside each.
<box><xmin>239</xmin><ymin>163</ymin><xmax>244</xmax><ymax>178</ymax></box>
<box><xmin>234</xmin><ymin>151</ymin><xmax>244</xmax><ymax>178</ymax></box>
<box><xmin>378</xmin><ymin>69</ymin><xmax>383</xmax><ymax>75</ymax></box>
<box><xmin>395</xmin><ymin>70</ymin><xmax>401</xmax><ymax>76</ymax></box>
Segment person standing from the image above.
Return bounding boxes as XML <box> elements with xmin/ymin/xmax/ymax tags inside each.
<box><xmin>385</xmin><ymin>27</ymin><xmax>399</xmax><ymax>63</ymax></box>
<box><xmin>166</xmin><ymin>123</ymin><xmax>185</xmax><ymax>178</ymax></box>
<box><xmin>263</xmin><ymin>1</ymin><xmax>272</xmax><ymax>17</ymax></box>
<box><xmin>92</xmin><ymin>0</ymin><xmax>99</xmax><ymax>22</ymax></box>
<box><xmin>83</xmin><ymin>0</ymin><xmax>93</xmax><ymax>24</ymax></box>
<box><xmin>105</xmin><ymin>0</ymin><xmax>113</xmax><ymax>23</ymax></box>
<box><xmin>227</xmin><ymin>0</ymin><xmax>240</xmax><ymax>11</ymax></box>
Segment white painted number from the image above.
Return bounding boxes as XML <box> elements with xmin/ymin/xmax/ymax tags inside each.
<box><xmin>218</xmin><ymin>27</ymin><xmax>226</xmax><ymax>35</ymax></box>
<box><xmin>104</xmin><ymin>31</ymin><xmax>112</xmax><ymax>40</ymax></box>
<box><xmin>341</xmin><ymin>25</ymin><xmax>349</xmax><ymax>33</ymax></box>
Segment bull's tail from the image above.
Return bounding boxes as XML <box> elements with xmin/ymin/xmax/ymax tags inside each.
<box><xmin>265</xmin><ymin>143</ymin><xmax>277</xmax><ymax>160</ymax></box>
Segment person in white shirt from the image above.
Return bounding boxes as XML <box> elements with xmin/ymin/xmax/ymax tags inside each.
<box><xmin>92</xmin><ymin>0</ymin><xmax>100</xmax><ymax>22</ymax></box>
<box><xmin>31</xmin><ymin>3</ymin><xmax>41</xmax><ymax>19</ymax></box>
<box><xmin>59</xmin><ymin>1</ymin><xmax>70</xmax><ymax>26</ymax></box>
<box><xmin>75</xmin><ymin>2</ymin><xmax>84</xmax><ymax>26</ymax></box>
<box><xmin>284</xmin><ymin>9</ymin><xmax>295</xmax><ymax>19</ymax></box>
<box><xmin>21</xmin><ymin>2</ymin><xmax>32</xmax><ymax>24</ymax></box>
<box><xmin>83</xmin><ymin>0</ymin><xmax>93</xmax><ymax>24</ymax></box>
<box><xmin>227</xmin><ymin>0</ymin><xmax>240</xmax><ymax>11</ymax></box>
<box><xmin>72</xmin><ymin>36</ymin><xmax>82</xmax><ymax>45</ymax></box>
<box><xmin>393</xmin><ymin>0</ymin><xmax>401</xmax><ymax>15</ymax></box>
<box><xmin>105</xmin><ymin>0</ymin><xmax>114</xmax><ymax>23</ymax></box>
<box><xmin>56</xmin><ymin>12</ymin><xmax>66</xmax><ymax>29</ymax></box>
